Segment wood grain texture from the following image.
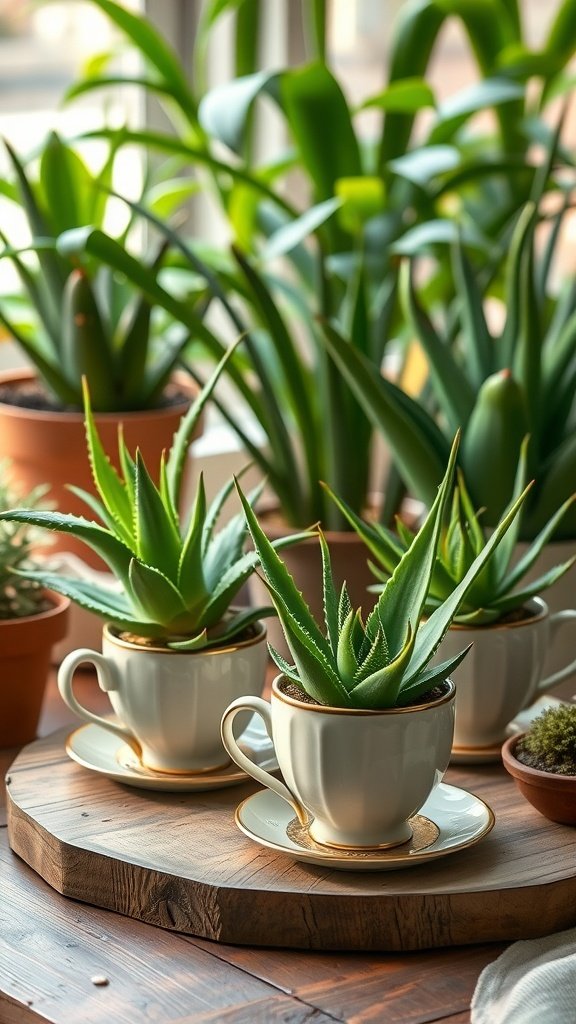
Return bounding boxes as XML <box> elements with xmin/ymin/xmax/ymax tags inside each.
<box><xmin>6</xmin><ymin>728</ymin><xmax>576</xmax><ymax>952</ymax></box>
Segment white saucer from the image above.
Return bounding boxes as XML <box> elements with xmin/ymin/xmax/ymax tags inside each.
<box><xmin>235</xmin><ymin>782</ymin><xmax>495</xmax><ymax>872</ymax></box>
<box><xmin>450</xmin><ymin>696</ymin><xmax>568</xmax><ymax>765</ymax></box>
<box><xmin>66</xmin><ymin>718</ymin><xmax>278</xmax><ymax>792</ymax></box>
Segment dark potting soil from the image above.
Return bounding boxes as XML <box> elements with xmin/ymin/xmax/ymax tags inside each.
<box><xmin>0</xmin><ymin>378</ymin><xmax>191</xmax><ymax>414</ymax></box>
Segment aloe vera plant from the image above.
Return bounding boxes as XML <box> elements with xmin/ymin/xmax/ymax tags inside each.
<box><xmin>0</xmin><ymin>348</ymin><xmax>309</xmax><ymax>649</ymax></box>
<box><xmin>237</xmin><ymin>434</ymin><xmax>528</xmax><ymax>709</ymax></box>
<box><xmin>0</xmin><ymin>132</ymin><xmax>199</xmax><ymax>412</ymax></box>
<box><xmin>325</xmin><ymin>441</ymin><xmax>576</xmax><ymax>627</ymax></box>
<box><xmin>323</xmin><ymin>196</ymin><xmax>576</xmax><ymax>540</ymax></box>
<box><xmin>55</xmin><ymin>0</ymin><xmax>576</xmax><ymax>527</ymax></box>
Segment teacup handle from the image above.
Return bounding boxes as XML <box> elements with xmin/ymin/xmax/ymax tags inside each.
<box><xmin>221</xmin><ymin>697</ymin><xmax>309</xmax><ymax>826</ymax></box>
<box><xmin>537</xmin><ymin>610</ymin><xmax>576</xmax><ymax>691</ymax></box>
<box><xmin>58</xmin><ymin>648</ymin><xmax>141</xmax><ymax>757</ymax></box>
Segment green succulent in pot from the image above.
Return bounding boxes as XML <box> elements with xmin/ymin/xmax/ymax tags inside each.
<box><xmin>324</xmin><ymin>441</ymin><xmax>576</xmax><ymax>627</ymax></box>
<box><xmin>0</xmin><ymin>132</ymin><xmax>198</xmax><ymax>412</ymax></box>
<box><xmin>0</xmin><ymin>348</ymin><xmax>309</xmax><ymax>650</ymax></box>
<box><xmin>236</xmin><ymin>433</ymin><xmax>528</xmax><ymax>710</ymax></box>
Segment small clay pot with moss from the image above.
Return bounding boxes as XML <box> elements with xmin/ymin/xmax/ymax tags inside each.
<box><xmin>502</xmin><ymin>705</ymin><xmax>576</xmax><ymax>826</ymax></box>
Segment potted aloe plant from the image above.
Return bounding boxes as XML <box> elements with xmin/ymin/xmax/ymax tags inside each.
<box><xmin>0</xmin><ymin>464</ymin><xmax>69</xmax><ymax>748</ymax></box>
<box><xmin>0</xmin><ymin>132</ymin><xmax>203</xmax><ymax>565</ymax></box>
<box><xmin>502</xmin><ymin>704</ymin><xmax>576</xmax><ymax>825</ymax></box>
<box><xmin>0</xmin><ymin>349</ymin><xmax>309</xmax><ymax>776</ymax></box>
<box><xmin>324</xmin><ymin>441</ymin><xmax>576</xmax><ymax>756</ymax></box>
<box><xmin>221</xmin><ymin>433</ymin><xmax>524</xmax><ymax>851</ymax></box>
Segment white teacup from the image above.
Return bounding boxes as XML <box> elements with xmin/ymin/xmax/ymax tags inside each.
<box><xmin>221</xmin><ymin>675</ymin><xmax>455</xmax><ymax>849</ymax></box>
<box><xmin>58</xmin><ymin>622</ymin><xmax>267</xmax><ymax>773</ymax></box>
<box><xmin>438</xmin><ymin>597</ymin><xmax>576</xmax><ymax>749</ymax></box>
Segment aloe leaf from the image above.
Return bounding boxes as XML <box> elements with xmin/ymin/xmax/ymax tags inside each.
<box><xmin>451</xmin><ymin>234</ymin><xmax>494</xmax><ymax>388</ymax></box>
<box><xmin>39</xmin><ymin>132</ymin><xmax>95</xmax><ymax>233</ymax></box>
<box><xmin>4</xmin><ymin>140</ymin><xmax>68</xmax><ymax>301</ymax></box>
<box><xmin>202</xmin><ymin>469</ymin><xmax>249</xmax><ymax>557</ymax></box>
<box><xmin>231</xmin><ymin>247</ymin><xmax>314</xmax><ymax>492</ymax></box>
<box><xmin>500</xmin><ymin>203</ymin><xmax>537</xmax><ymax>368</ymax></box>
<box><xmin>322</xmin><ymin>482</ymin><xmax>404</xmax><ymax>571</ymax></box>
<box><xmin>376</xmin><ymin>433</ymin><xmax>459</xmax><ymax>659</ymax></box>
<box><xmin>176</xmin><ymin>473</ymin><xmax>210</xmax><ymax>609</ymax></box>
<box><xmin>77</xmin><ymin>0</ymin><xmax>196</xmax><ymax>120</ymax></box>
<box><xmin>236</xmin><ymin>481</ymin><xmax>333</xmax><ymax>660</ymax></box>
<box><xmin>62</xmin><ymin>270</ymin><xmax>115</xmax><ymax>411</ymax></box>
<box><xmin>523</xmin><ymin>434</ymin><xmax>576</xmax><ymax>539</ymax></box>
<box><xmin>319</xmin><ymin>531</ymin><xmax>339</xmax><ymax>656</ymax></box>
<box><xmin>0</xmin><ymin>305</ymin><xmax>79</xmax><ymax>405</ymax></box>
<box><xmin>336</xmin><ymin>608</ymin><xmax>361</xmax><ymax>687</ymax></box>
<box><xmin>11</xmin><ymin>569</ymin><xmax>143</xmax><ymax>625</ymax></box>
<box><xmin>82</xmin><ymin>381</ymin><xmax>134</xmax><ymax>546</ymax></box>
<box><xmin>378</xmin><ymin>0</ymin><xmax>446</xmax><ymax>166</ymax></box>
<box><xmin>355</xmin><ymin>627</ymin><xmax>390</xmax><ymax>682</ymax></box>
<box><xmin>0</xmin><ymin>509</ymin><xmax>133</xmax><ymax>582</ymax></box>
<box><xmin>260</xmin><ymin>197</ymin><xmax>342</xmax><ymax>262</ymax></box>
<box><xmin>280</xmin><ymin>62</ymin><xmax>362</xmax><ymax>204</ymax></box>
<box><xmin>263</xmin><ymin>577</ymin><xmax>351</xmax><ymax>706</ymax></box>
<box><xmin>128</xmin><ymin>559</ymin><xmax>188</xmax><ymax>628</ymax></box>
<box><xmin>349</xmin><ymin>622</ymin><xmax>415</xmax><ymax>709</ymax></box>
<box><xmin>399</xmin><ymin>645</ymin><xmax>471</xmax><ymax>705</ymax></box>
<box><xmin>166</xmin><ymin>338</ymin><xmax>242</xmax><ymax>510</ymax></box>
<box><xmin>268</xmin><ymin>644</ymin><xmax>301</xmax><ymax>684</ymax></box>
<box><xmin>167</xmin><ymin>629</ymin><xmax>208</xmax><ymax>652</ymax></box>
<box><xmin>401</xmin><ymin>260</ymin><xmax>476</xmax><ymax>433</ymax></box>
<box><xmin>199</xmin><ymin>69</ymin><xmax>279</xmax><ymax>153</ymax></box>
<box><xmin>321</xmin><ymin>321</ymin><xmax>450</xmax><ymax>507</ymax></box>
<box><xmin>487</xmin><ymin>559</ymin><xmax>576</xmax><ymax>616</ymax></box>
<box><xmin>409</xmin><ymin>483</ymin><xmax>532</xmax><ymax>679</ymax></box>
<box><xmin>502</xmin><ymin>493</ymin><xmax>576</xmax><ymax>593</ymax></box>
<box><xmin>134</xmin><ymin>452</ymin><xmax>182</xmax><ymax>583</ymax></box>
<box><xmin>488</xmin><ymin>435</ymin><xmax>530</xmax><ymax>591</ymax></box>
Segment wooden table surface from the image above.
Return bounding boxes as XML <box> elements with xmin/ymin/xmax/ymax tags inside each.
<box><xmin>6</xmin><ymin>668</ymin><xmax>572</xmax><ymax>1024</ymax></box>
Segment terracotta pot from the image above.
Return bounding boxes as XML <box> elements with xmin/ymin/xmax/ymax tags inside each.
<box><xmin>249</xmin><ymin>511</ymin><xmax>376</xmax><ymax>658</ymax></box>
<box><xmin>0</xmin><ymin>368</ymin><xmax>200</xmax><ymax>568</ymax></box>
<box><xmin>502</xmin><ymin>733</ymin><xmax>576</xmax><ymax>826</ymax></box>
<box><xmin>0</xmin><ymin>592</ymin><xmax>70</xmax><ymax>749</ymax></box>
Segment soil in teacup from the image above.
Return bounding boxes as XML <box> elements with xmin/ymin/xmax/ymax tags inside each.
<box><xmin>117</xmin><ymin>623</ymin><xmax>262</xmax><ymax>650</ymax></box>
<box><xmin>279</xmin><ymin>677</ymin><xmax>449</xmax><ymax>708</ymax></box>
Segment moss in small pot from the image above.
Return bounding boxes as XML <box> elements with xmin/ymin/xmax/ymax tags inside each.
<box><xmin>515</xmin><ymin>705</ymin><xmax>576</xmax><ymax>776</ymax></box>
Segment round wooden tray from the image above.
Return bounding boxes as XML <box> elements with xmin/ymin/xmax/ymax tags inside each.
<box><xmin>5</xmin><ymin>727</ymin><xmax>576</xmax><ymax>951</ymax></box>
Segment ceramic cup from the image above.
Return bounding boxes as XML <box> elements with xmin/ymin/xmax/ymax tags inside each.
<box><xmin>221</xmin><ymin>675</ymin><xmax>455</xmax><ymax>850</ymax></box>
<box><xmin>438</xmin><ymin>597</ymin><xmax>576</xmax><ymax>749</ymax></box>
<box><xmin>58</xmin><ymin>621</ymin><xmax>268</xmax><ymax>773</ymax></box>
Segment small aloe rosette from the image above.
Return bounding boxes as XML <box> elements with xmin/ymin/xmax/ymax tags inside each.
<box><xmin>237</xmin><ymin>435</ymin><xmax>526</xmax><ymax>709</ymax></box>
<box><xmin>0</xmin><ymin>351</ymin><xmax>308</xmax><ymax>650</ymax></box>
<box><xmin>324</xmin><ymin>438</ymin><xmax>576</xmax><ymax>627</ymax></box>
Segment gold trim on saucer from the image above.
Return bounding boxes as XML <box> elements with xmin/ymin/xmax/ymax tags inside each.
<box><xmin>117</xmin><ymin>746</ymin><xmax>231</xmax><ymax>778</ymax></box>
<box><xmin>288</xmin><ymin>815</ymin><xmax>439</xmax><ymax>855</ymax></box>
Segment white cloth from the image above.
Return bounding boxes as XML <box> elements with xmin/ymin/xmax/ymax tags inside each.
<box><xmin>471</xmin><ymin>928</ymin><xmax>576</xmax><ymax>1023</ymax></box>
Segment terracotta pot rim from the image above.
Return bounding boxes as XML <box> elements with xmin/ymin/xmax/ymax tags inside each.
<box><xmin>0</xmin><ymin>367</ymin><xmax>196</xmax><ymax>423</ymax></box>
<box><xmin>502</xmin><ymin>733</ymin><xmax>576</xmax><ymax>785</ymax></box>
<box><xmin>272</xmin><ymin>674</ymin><xmax>455</xmax><ymax>715</ymax></box>
<box><xmin>104</xmin><ymin>617</ymin><xmax>267</xmax><ymax>656</ymax></box>
<box><xmin>0</xmin><ymin>590</ymin><xmax>70</xmax><ymax>629</ymax></box>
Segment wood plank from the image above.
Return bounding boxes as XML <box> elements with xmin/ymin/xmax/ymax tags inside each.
<box><xmin>185</xmin><ymin>938</ymin><xmax>502</xmax><ymax>1024</ymax></box>
<box><xmin>7</xmin><ymin>728</ymin><xmax>576</xmax><ymax>951</ymax></box>
<box><xmin>0</xmin><ymin>839</ymin><xmax>335</xmax><ymax>1024</ymax></box>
